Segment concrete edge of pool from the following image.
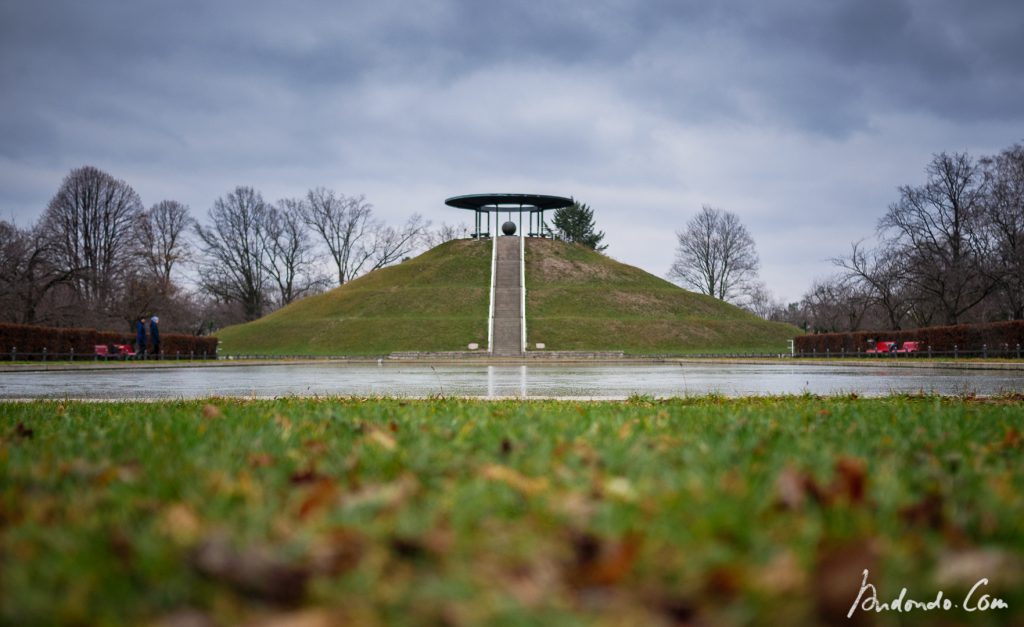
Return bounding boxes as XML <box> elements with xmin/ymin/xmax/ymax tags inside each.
<box><xmin>2</xmin><ymin>356</ymin><xmax>1023</xmax><ymax>374</ymax></box>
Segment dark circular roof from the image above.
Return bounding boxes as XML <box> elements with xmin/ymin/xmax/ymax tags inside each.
<box><xmin>445</xmin><ymin>193</ymin><xmax>573</xmax><ymax>211</ymax></box>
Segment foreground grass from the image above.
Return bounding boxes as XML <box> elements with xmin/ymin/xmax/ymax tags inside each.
<box><xmin>2</xmin><ymin>397</ymin><xmax>1022</xmax><ymax>626</ymax></box>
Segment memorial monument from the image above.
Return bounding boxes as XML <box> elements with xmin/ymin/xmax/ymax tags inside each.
<box><xmin>443</xmin><ymin>193</ymin><xmax>573</xmax><ymax>356</ymax></box>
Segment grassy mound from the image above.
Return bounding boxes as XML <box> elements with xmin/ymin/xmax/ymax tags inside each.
<box><xmin>217</xmin><ymin>239</ymin><xmax>491</xmax><ymax>355</ymax></box>
<box><xmin>219</xmin><ymin>237</ymin><xmax>799</xmax><ymax>356</ymax></box>
<box><xmin>526</xmin><ymin>238</ymin><xmax>799</xmax><ymax>354</ymax></box>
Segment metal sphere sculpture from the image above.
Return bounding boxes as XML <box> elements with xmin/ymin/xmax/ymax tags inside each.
<box><xmin>501</xmin><ymin>221</ymin><xmax>517</xmax><ymax>236</ymax></box>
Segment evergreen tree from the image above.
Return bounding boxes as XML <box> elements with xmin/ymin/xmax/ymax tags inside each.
<box><xmin>551</xmin><ymin>201</ymin><xmax>607</xmax><ymax>251</ymax></box>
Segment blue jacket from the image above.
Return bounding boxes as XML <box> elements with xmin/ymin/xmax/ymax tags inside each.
<box><xmin>149</xmin><ymin>320</ymin><xmax>160</xmax><ymax>343</ymax></box>
<box><xmin>136</xmin><ymin>321</ymin><xmax>146</xmax><ymax>345</ymax></box>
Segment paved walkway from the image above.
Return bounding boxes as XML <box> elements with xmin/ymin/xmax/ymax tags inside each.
<box><xmin>491</xmin><ymin>236</ymin><xmax>523</xmax><ymax>356</ymax></box>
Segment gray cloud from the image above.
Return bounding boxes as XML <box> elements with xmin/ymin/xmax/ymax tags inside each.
<box><xmin>1</xmin><ymin>0</ymin><xmax>1022</xmax><ymax>301</ymax></box>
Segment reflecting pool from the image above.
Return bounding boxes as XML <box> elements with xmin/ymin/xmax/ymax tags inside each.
<box><xmin>1</xmin><ymin>361</ymin><xmax>1022</xmax><ymax>400</ymax></box>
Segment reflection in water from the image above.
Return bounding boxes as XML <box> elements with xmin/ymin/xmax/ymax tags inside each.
<box><xmin>1</xmin><ymin>362</ymin><xmax>1022</xmax><ymax>400</ymax></box>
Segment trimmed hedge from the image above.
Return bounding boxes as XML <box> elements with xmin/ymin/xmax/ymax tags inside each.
<box><xmin>0</xmin><ymin>323</ymin><xmax>218</xmax><ymax>360</ymax></box>
<box><xmin>794</xmin><ymin>320</ymin><xmax>1024</xmax><ymax>355</ymax></box>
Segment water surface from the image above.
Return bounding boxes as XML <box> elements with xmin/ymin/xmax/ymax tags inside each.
<box><xmin>1</xmin><ymin>362</ymin><xmax>1022</xmax><ymax>400</ymax></box>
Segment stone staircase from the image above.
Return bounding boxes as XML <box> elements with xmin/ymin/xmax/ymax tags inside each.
<box><xmin>490</xmin><ymin>236</ymin><xmax>523</xmax><ymax>356</ymax></box>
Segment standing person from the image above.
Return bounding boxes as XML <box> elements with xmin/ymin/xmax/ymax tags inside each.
<box><xmin>135</xmin><ymin>317</ymin><xmax>147</xmax><ymax>358</ymax></box>
<box><xmin>149</xmin><ymin>315</ymin><xmax>160</xmax><ymax>359</ymax></box>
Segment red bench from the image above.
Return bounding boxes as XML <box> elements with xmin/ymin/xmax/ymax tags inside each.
<box><xmin>866</xmin><ymin>340</ymin><xmax>920</xmax><ymax>355</ymax></box>
<box><xmin>115</xmin><ymin>344</ymin><xmax>136</xmax><ymax>358</ymax></box>
<box><xmin>866</xmin><ymin>341</ymin><xmax>898</xmax><ymax>354</ymax></box>
<box><xmin>94</xmin><ymin>344</ymin><xmax>137</xmax><ymax>359</ymax></box>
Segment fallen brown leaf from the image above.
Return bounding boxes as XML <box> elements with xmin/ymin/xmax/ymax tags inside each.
<box><xmin>151</xmin><ymin>608</ymin><xmax>216</xmax><ymax>627</ymax></box>
<box><xmin>191</xmin><ymin>534</ymin><xmax>309</xmax><ymax>606</ymax></box>
<box><xmin>657</xmin><ymin>596</ymin><xmax>698</xmax><ymax>626</ymax></box>
<box><xmin>109</xmin><ymin>527</ymin><xmax>135</xmax><ymax>566</ymax></box>
<box><xmin>297</xmin><ymin>479</ymin><xmax>339</xmax><ymax>520</ymax></box>
<box><xmin>602</xmin><ymin>476</ymin><xmax>638</xmax><ymax>503</ymax></box>
<box><xmin>567</xmin><ymin>530</ymin><xmax>644</xmax><ymax>588</ymax></box>
<box><xmin>552</xmin><ymin>441</ymin><xmax>569</xmax><ymax>460</ymax></box>
<box><xmin>389</xmin><ymin>535</ymin><xmax>429</xmax><ymax>560</ymax></box>
<box><xmin>307</xmin><ymin>528</ymin><xmax>365</xmax><ymax>576</ymax></box>
<box><xmin>298</xmin><ymin>440</ymin><xmax>323</xmax><ymax>456</ymax></box>
<box><xmin>751</xmin><ymin>550</ymin><xmax>807</xmax><ymax>595</ymax></box>
<box><xmin>59</xmin><ymin>458</ymin><xmax>103</xmax><ymax>480</ymax></box>
<box><xmin>481</xmin><ymin>464</ymin><xmax>549</xmax><ymax>496</ymax></box>
<box><xmin>343</xmin><ymin>474</ymin><xmax>419</xmax><ymax>511</ymax></box>
<box><xmin>117</xmin><ymin>460</ymin><xmax>142</xmax><ymax>482</ymax></box>
<box><xmin>935</xmin><ymin>548</ymin><xmax>1022</xmax><ymax>589</ymax></box>
<box><xmin>423</xmin><ymin>523</ymin><xmax>454</xmax><ymax>556</ymax></box>
<box><xmin>366</xmin><ymin>429</ymin><xmax>397</xmax><ymax>451</ymax></box>
<box><xmin>1003</xmin><ymin>427</ymin><xmax>1021</xmax><ymax>449</ymax></box>
<box><xmin>242</xmin><ymin>608</ymin><xmax>341</xmax><ymax>627</ymax></box>
<box><xmin>95</xmin><ymin>461</ymin><xmax>141</xmax><ymax>486</ymax></box>
<box><xmin>775</xmin><ymin>467</ymin><xmax>809</xmax><ymax>510</ymax></box>
<box><xmin>703</xmin><ymin>564</ymin><xmax>743</xmax><ymax>599</ymax></box>
<box><xmin>572</xmin><ymin>441</ymin><xmax>601</xmax><ymax>467</ymax></box>
<box><xmin>289</xmin><ymin>467</ymin><xmax>326</xmax><ymax>485</ymax></box>
<box><xmin>833</xmin><ymin>456</ymin><xmax>868</xmax><ymax>504</ymax></box>
<box><xmin>491</xmin><ymin>558</ymin><xmax>563</xmax><ymax>610</ymax></box>
<box><xmin>160</xmin><ymin>503</ymin><xmax>202</xmax><ymax>545</ymax></box>
<box><xmin>14</xmin><ymin>422</ymin><xmax>34</xmax><ymax>439</ymax></box>
<box><xmin>898</xmin><ymin>489</ymin><xmax>945</xmax><ymax>530</ymax></box>
<box><xmin>776</xmin><ymin>456</ymin><xmax>870</xmax><ymax>510</ymax></box>
<box><xmin>248</xmin><ymin>452</ymin><xmax>274</xmax><ymax>468</ymax></box>
<box><xmin>813</xmin><ymin>538</ymin><xmax>878</xmax><ymax>627</ymax></box>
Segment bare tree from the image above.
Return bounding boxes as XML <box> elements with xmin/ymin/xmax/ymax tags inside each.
<box><xmin>158</xmin><ymin>288</ymin><xmax>250</xmax><ymax>337</ymax></box>
<box><xmin>194</xmin><ymin>186</ymin><xmax>272</xmax><ymax>321</ymax></box>
<box><xmin>772</xmin><ymin>301</ymin><xmax>810</xmax><ymax>330</ymax></box>
<box><xmin>121</xmin><ymin>200</ymin><xmax>194</xmax><ymax>335</ymax></box>
<box><xmin>832</xmin><ymin>240</ymin><xmax>911</xmax><ymax>330</ymax></box>
<box><xmin>800</xmin><ymin>276</ymin><xmax>871</xmax><ymax>333</ymax></box>
<box><xmin>0</xmin><ymin>220</ymin><xmax>74</xmax><ymax>324</ymax></box>
<box><xmin>743</xmin><ymin>280</ymin><xmax>784</xmax><ymax>320</ymax></box>
<box><xmin>981</xmin><ymin>143</ymin><xmax>1024</xmax><ymax>319</ymax></box>
<box><xmin>424</xmin><ymin>221</ymin><xmax>471</xmax><ymax>248</ymax></box>
<box><xmin>880</xmin><ymin>152</ymin><xmax>996</xmax><ymax>325</ymax></box>
<box><xmin>137</xmin><ymin>200</ymin><xmax>193</xmax><ymax>294</ymax></box>
<box><xmin>302</xmin><ymin>188</ymin><xmax>375</xmax><ymax>286</ymax></box>
<box><xmin>262</xmin><ymin>198</ymin><xmax>326</xmax><ymax>307</ymax></box>
<box><xmin>39</xmin><ymin>166</ymin><xmax>144</xmax><ymax>310</ymax></box>
<box><xmin>303</xmin><ymin>188</ymin><xmax>428</xmax><ymax>285</ymax></box>
<box><xmin>365</xmin><ymin>213</ymin><xmax>429</xmax><ymax>270</ymax></box>
<box><xmin>669</xmin><ymin>205</ymin><xmax>760</xmax><ymax>303</ymax></box>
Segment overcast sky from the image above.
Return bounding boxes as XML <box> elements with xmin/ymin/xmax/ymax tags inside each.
<box><xmin>2</xmin><ymin>0</ymin><xmax>1022</xmax><ymax>302</ymax></box>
